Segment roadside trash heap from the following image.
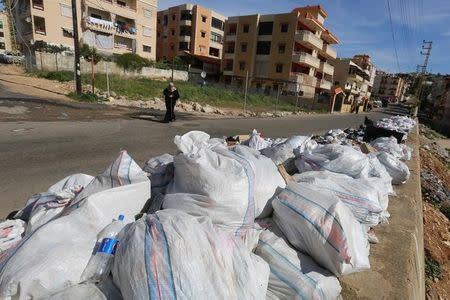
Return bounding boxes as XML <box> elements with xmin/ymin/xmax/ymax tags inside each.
<box><xmin>0</xmin><ymin>116</ymin><xmax>416</xmax><ymax>299</ymax></box>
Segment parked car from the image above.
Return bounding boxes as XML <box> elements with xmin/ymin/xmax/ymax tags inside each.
<box><xmin>0</xmin><ymin>51</ymin><xmax>25</xmax><ymax>64</ymax></box>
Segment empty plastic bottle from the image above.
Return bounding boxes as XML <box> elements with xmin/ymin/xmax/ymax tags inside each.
<box><xmin>80</xmin><ymin>214</ymin><xmax>125</xmax><ymax>283</ymax></box>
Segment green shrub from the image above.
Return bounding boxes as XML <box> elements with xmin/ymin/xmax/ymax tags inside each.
<box><xmin>67</xmin><ymin>92</ymin><xmax>99</xmax><ymax>103</ymax></box>
<box><xmin>425</xmin><ymin>256</ymin><xmax>443</xmax><ymax>280</ymax></box>
<box><xmin>30</xmin><ymin>70</ymin><xmax>74</xmax><ymax>82</ymax></box>
<box><xmin>440</xmin><ymin>206</ymin><xmax>450</xmax><ymax>221</ymax></box>
<box><xmin>115</xmin><ymin>53</ymin><xmax>150</xmax><ymax>72</ymax></box>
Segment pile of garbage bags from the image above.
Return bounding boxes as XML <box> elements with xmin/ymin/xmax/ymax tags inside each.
<box><xmin>0</xmin><ymin>115</ymin><xmax>416</xmax><ymax>299</ymax></box>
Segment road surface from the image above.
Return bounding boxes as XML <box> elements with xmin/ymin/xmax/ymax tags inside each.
<box><xmin>0</xmin><ymin>111</ymin><xmax>391</xmax><ymax>217</ymax></box>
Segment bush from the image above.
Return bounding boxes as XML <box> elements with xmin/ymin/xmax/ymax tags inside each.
<box><xmin>440</xmin><ymin>205</ymin><xmax>450</xmax><ymax>221</ymax></box>
<box><xmin>425</xmin><ymin>256</ymin><xmax>443</xmax><ymax>280</ymax></box>
<box><xmin>30</xmin><ymin>70</ymin><xmax>73</xmax><ymax>82</ymax></box>
<box><xmin>115</xmin><ymin>53</ymin><xmax>150</xmax><ymax>72</ymax></box>
<box><xmin>68</xmin><ymin>92</ymin><xmax>99</xmax><ymax>103</ymax></box>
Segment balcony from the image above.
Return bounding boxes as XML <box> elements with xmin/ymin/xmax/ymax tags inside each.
<box><xmin>295</xmin><ymin>30</ymin><xmax>323</xmax><ymax>50</ymax></box>
<box><xmin>224</xmin><ymin>52</ymin><xmax>234</xmax><ymax>59</ymax></box>
<box><xmin>292</xmin><ymin>51</ymin><xmax>320</xmax><ymax>69</ymax></box>
<box><xmin>319</xmin><ymin>61</ymin><xmax>334</xmax><ymax>75</ymax></box>
<box><xmin>180</xmin><ymin>19</ymin><xmax>192</xmax><ymax>26</ymax></box>
<box><xmin>317</xmin><ymin>79</ymin><xmax>332</xmax><ymax>90</ymax></box>
<box><xmin>85</xmin><ymin>17</ymin><xmax>115</xmax><ymax>35</ymax></box>
<box><xmin>223</xmin><ymin>70</ymin><xmax>234</xmax><ymax>76</ymax></box>
<box><xmin>289</xmin><ymin>72</ymin><xmax>317</xmax><ymax>87</ymax></box>
<box><xmin>179</xmin><ymin>35</ymin><xmax>190</xmax><ymax>42</ymax></box>
<box><xmin>225</xmin><ymin>33</ymin><xmax>236</xmax><ymax>42</ymax></box>
<box><xmin>348</xmin><ymin>73</ymin><xmax>363</xmax><ymax>82</ymax></box>
<box><xmin>320</xmin><ymin>43</ymin><xmax>336</xmax><ymax>59</ymax></box>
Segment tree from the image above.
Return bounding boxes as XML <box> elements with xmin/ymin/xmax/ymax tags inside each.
<box><xmin>45</xmin><ymin>44</ymin><xmax>69</xmax><ymax>71</ymax></box>
<box><xmin>80</xmin><ymin>44</ymin><xmax>102</xmax><ymax>94</ymax></box>
<box><xmin>115</xmin><ymin>53</ymin><xmax>150</xmax><ymax>73</ymax></box>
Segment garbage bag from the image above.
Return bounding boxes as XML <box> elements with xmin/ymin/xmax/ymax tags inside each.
<box><xmin>169</xmin><ymin>132</ymin><xmax>284</xmax><ymax>238</ymax></box>
<box><xmin>261</xmin><ymin>136</ymin><xmax>311</xmax><ymax>165</ymax></box>
<box><xmin>376</xmin><ymin>152</ymin><xmax>410</xmax><ymax>184</ymax></box>
<box><xmin>143</xmin><ymin>153</ymin><xmax>174</xmax><ymax>195</ymax></box>
<box><xmin>242</xmin><ymin>129</ymin><xmax>271</xmax><ymax>150</ymax></box>
<box><xmin>162</xmin><ymin>193</ymin><xmax>263</xmax><ymax>250</ymax></box>
<box><xmin>255</xmin><ymin>229</ymin><xmax>342</xmax><ymax>300</ymax></box>
<box><xmin>293</xmin><ymin>171</ymin><xmax>384</xmax><ymax>226</ymax></box>
<box><xmin>295</xmin><ymin>144</ymin><xmax>369</xmax><ymax>178</ymax></box>
<box><xmin>14</xmin><ymin>173</ymin><xmax>94</xmax><ymax>234</ymax></box>
<box><xmin>0</xmin><ymin>151</ymin><xmax>151</xmax><ymax>299</ymax></box>
<box><xmin>272</xmin><ymin>182</ymin><xmax>370</xmax><ymax>276</ymax></box>
<box><xmin>112</xmin><ymin>209</ymin><xmax>270</xmax><ymax>300</ymax></box>
<box><xmin>0</xmin><ymin>220</ymin><xmax>25</xmax><ymax>253</ymax></box>
<box><xmin>370</xmin><ymin>136</ymin><xmax>412</xmax><ymax>161</ymax></box>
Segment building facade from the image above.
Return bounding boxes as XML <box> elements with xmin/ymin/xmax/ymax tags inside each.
<box><xmin>373</xmin><ymin>72</ymin><xmax>407</xmax><ymax>102</ymax></box>
<box><xmin>221</xmin><ymin>5</ymin><xmax>338</xmax><ymax>99</ymax></box>
<box><xmin>12</xmin><ymin>0</ymin><xmax>157</xmax><ymax>59</ymax></box>
<box><xmin>0</xmin><ymin>11</ymin><xmax>13</xmax><ymax>52</ymax></box>
<box><xmin>331</xmin><ymin>58</ymin><xmax>370</xmax><ymax>112</ymax></box>
<box><xmin>352</xmin><ymin>54</ymin><xmax>376</xmax><ymax>101</ymax></box>
<box><xmin>156</xmin><ymin>4</ymin><xmax>226</xmax><ymax>75</ymax></box>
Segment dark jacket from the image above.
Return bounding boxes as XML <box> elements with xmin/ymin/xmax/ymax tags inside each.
<box><xmin>163</xmin><ymin>88</ymin><xmax>180</xmax><ymax>102</ymax></box>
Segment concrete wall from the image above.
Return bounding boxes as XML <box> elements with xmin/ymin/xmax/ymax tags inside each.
<box><xmin>341</xmin><ymin>125</ymin><xmax>425</xmax><ymax>299</ymax></box>
<box><xmin>35</xmin><ymin>52</ymin><xmax>188</xmax><ymax>81</ymax></box>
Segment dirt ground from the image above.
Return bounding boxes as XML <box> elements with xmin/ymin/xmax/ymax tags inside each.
<box><xmin>420</xmin><ymin>126</ymin><xmax>450</xmax><ymax>300</ymax></box>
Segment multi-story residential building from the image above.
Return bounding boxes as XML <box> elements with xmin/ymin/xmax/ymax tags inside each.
<box><xmin>156</xmin><ymin>4</ymin><xmax>226</xmax><ymax>75</ymax></box>
<box><xmin>12</xmin><ymin>0</ymin><xmax>157</xmax><ymax>59</ymax></box>
<box><xmin>373</xmin><ymin>73</ymin><xmax>407</xmax><ymax>102</ymax></box>
<box><xmin>331</xmin><ymin>58</ymin><xmax>370</xmax><ymax>112</ymax></box>
<box><xmin>0</xmin><ymin>10</ymin><xmax>13</xmax><ymax>52</ymax></box>
<box><xmin>221</xmin><ymin>5</ymin><xmax>338</xmax><ymax>99</ymax></box>
<box><xmin>352</xmin><ymin>54</ymin><xmax>376</xmax><ymax>100</ymax></box>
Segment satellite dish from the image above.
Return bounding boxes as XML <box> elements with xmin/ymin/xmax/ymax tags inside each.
<box><xmin>200</xmin><ymin>71</ymin><xmax>206</xmax><ymax>79</ymax></box>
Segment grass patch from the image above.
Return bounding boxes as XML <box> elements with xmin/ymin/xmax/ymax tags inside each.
<box><xmin>67</xmin><ymin>92</ymin><xmax>99</xmax><ymax>103</ymax></box>
<box><xmin>29</xmin><ymin>69</ymin><xmax>74</xmax><ymax>82</ymax></box>
<box><xmin>425</xmin><ymin>256</ymin><xmax>443</xmax><ymax>286</ymax></box>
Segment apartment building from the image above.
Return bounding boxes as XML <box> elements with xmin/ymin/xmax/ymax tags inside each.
<box><xmin>0</xmin><ymin>10</ymin><xmax>13</xmax><ymax>52</ymax></box>
<box><xmin>331</xmin><ymin>58</ymin><xmax>370</xmax><ymax>112</ymax></box>
<box><xmin>12</xmin><ymin>0</ymin><xmax>157</xmax><ymax>59</ymax></box>
<box><xmin>373</xmin><ymin>72</ymin><xmax>407</xmax><ymax>102</ymax></box>
<box><xmin>221</xmin><ymin>5</ymin><xmax>338</xmax><ymax>99</ymax></box>
<box><xmin>352</xmin><ymin>54</ymin><xmax>376</xmax><ymax>100</ymax></box>
<box><xmin>156</xmin><ymin>4</ymin><xmax>226</xmax><ymax>74</ymax></box>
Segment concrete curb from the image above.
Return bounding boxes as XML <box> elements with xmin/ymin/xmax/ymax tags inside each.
<box><xmin>340</xmin><ymin>124</ymin><xmax>425</xmax><ymax>299</ymax></box>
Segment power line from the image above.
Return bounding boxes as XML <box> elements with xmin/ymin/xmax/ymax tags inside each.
<box><xmin>386</xmin><ymin>0</ymin><xmax>401</xmax><ymax>73</ymax></box>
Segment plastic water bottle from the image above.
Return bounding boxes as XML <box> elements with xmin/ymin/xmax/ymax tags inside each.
<box><xmin>80</xmin><ymin>214</ymin><xmax>125</xmax><ymax>283</ymax></box>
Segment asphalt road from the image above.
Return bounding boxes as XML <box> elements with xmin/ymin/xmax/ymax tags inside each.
<box><xmin>0</xmin><ymin>111</ymin><xmax>392</xmax><ymax>217</ymax></box>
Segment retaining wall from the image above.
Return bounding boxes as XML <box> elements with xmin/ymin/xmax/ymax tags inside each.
<box><xmin>341</xmin><ymin>124</ymin><xmax>425</xmax><ymax>299</ymax></box>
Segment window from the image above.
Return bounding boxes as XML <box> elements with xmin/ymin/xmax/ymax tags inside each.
<box><xmin>32</xmin><ymin>0</ymin><xmax>44</xmax><ymax>10</ymax></box>
<box><xmin>276</xmin><ymin>63</ymin><xmax>283</xmax><ymax>73</ymax></box>
<box><xmin>0</xmin><ymin>42</ymin><xmax>5</xmax><ymax>50</ymax></box>
<box><xmin>60</xmin><ymin>4</ymin><xmax>71</xmax><ymax>18</ymax></box>
<box><xmin>163</xmin><ymin>15</ymin><xmax>168</xmax><ymax>25</ymax></box>
<box><xmin>144</xmin><ymin>9</ymin><xmax>152</xmax><ymax>18</ymax></box>
<box><xmin>117</xmin><ymin>0</ymin><xmax>126</xmax><ymax>7</ymax></box>
<box><xmin>143</xmin><ymin>45</ymin><xmax>152</xmax><ymax>52</ymax></box>
<box><xmin>181</xmin><ymin>10</ymin><xmax>192</xmax><ymax>21</ymax></box>
<box><xmin>199</xmin><ymin>45</ymin><xmax>206</xmax><ymax>53</ymax></box>
<box><xmin>211</xmin><ymin>17</ymin><xmax>223</xmax><ymax>30</ymax></box>
<box><xmin>241</xmin><ymin>43</ymin><xmax>247</xmax><ymax>52</ymax></box>
<box><xmin>239</xmin><ymin>61</ymin><xmax>246</xmax><ymax>71</ymax></box>
<box><xmin>209</xmin><ymin>47</ymin><xmax>220</xmax><ymax>57</ymax></box>
<box><xmin>201</xmin><ymin>31</ymin><xmax>206</xmax><ymax>38</ymax></box>
<box><xmin>278</xmin><ymin>43</ymin><xmax>285</xmax><ymax>54</ymax></box>
<box><xmin>210</xmin><ymin>32</ymin><xmax>222</xmax><ymax>43</ymax></box>
<box><xmin>157</xmin><ymin>18</ymin><xmax>161</xmax><ymax>24</ymax></box>
<box><xmin>91</xmin><ymin>13</ymin><xmax>102</xmax><ymax>20</ymax></box>
<box><xmin>143</xmin><ymin>27</ymin><xmax>151</xmax><ymax>37</ymax></box>
<box><xmin>258</xmin><ymin>22</ymin><xmax>273</xmax><ymax>35</ymax></box>
<box><xmin>0</xmin><ymin>32</ymin><xmax>4</xmax><ymax>38</ymax></box>
<box><xmin>0</xmin><ymin>21</ymin><xmax>3</xmax><ymax>29</ymax></box>
<box><xmin>172</xmin><ymin>14</ymin><xmax>176</xmax><ymax>21</ymax></box>
<box><xmin>256</xmin><ymin>41</ymin><xmax>271</xmax><ymax>55</ymax></box>
<box><xmin>243</xmin><ymin>24</ymin><xmax>249</xmax><ymax>33</ymax></box>
<box><xmin>62</xmin><ymin>28</ymin><xmax>73</xmax><ymax>38</ymax></box>
<box><xmin>202</xmin><ymin>15</ymin><xmax>207</xmax><ymax>23</ymax></box>
<box><xmin>179</xmin><ymin>42</ymin><xmax>189</xmax><ymax>50</ymax></box>
<box><xmin>280</xmin><ymin>23</ymin><xmax>289</xmax><ymax>33</ymax></box>
<box><xmin>157</xmin><ymin>31</ymin><xmax>160</xmax><ymax>37</ymax></box>
<box><xmin>33</xmin><ymin>16</ymin><xmax>46</xmax><ymax>35</ymax></box>
<box><xmin>171</xmin><ymin>29</ymin><xmax>175</xmax><ymax>36</ymax></box>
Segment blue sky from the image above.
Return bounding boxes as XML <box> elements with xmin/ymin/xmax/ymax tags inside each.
<box><xmin>160</xmin><ymin>0</ymin><xmax>450</xmax><ymax>74</ymax></box>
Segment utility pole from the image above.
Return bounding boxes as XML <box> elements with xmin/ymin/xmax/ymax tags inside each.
<box><xmin>413</xmin><ymin>40</ymin><xmax>432</xmax><ymax>116</ymax></box>
<box><xmin>72</xmin><ymin>0</ymin><xmax>82</xmax><ymax>95</ymax></box>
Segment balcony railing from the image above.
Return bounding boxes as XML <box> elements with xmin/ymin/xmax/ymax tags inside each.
<box><xmin>292</xmin><ymin>51</ymin><xmax>320</xmax><ymax>69</ymax></box>
<box><xmin>321</xmin><ymin>43</ymin><xmax>336</xmax><ymax>59</ymax></box>
<box><xmin>295</xmin><ymin>30</ymin><xmax>323</xmax><ymax>50</ymax></box>
<box><xmin>86</xmin><ymin>17</ymin><xmax>115</xmax><ymax>32</ymax></box>
<box><xmin>32</xmin><ymin>0</ymin><xmax>44</xmax><ymax>10</ymax></box>
<box><xmin>319</xmin><ymin>61</ymin><xmax>334</xmax><ymax>75</ymax></box>
<box><xmin>318</xmin><ymin>79</ymin><xmax>332</xmax><ymax>90</ymax></box>
<box><xmin>290</xmin><ymin>72</ymin><xmax>317</xmax><ymax>87</ymax></box>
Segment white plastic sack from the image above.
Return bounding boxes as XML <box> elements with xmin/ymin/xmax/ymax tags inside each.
<box><xmin>359</xmin><ymin>153</ymin><xmax>395</xmax><ymax>197</ymax></box>
<box><xmin>0</xmin><ymin>151</ymin><xmax>150</xmax><ymax>299</ymax></box>
<box><xmin>242</xmin><ymin>129</ymin><xmax>271</xmax><ymax>150</ymax></box>
<box><xmin>376</xmin><ymin>152</ymin><xmax>410</xmax><ymax>184</ymax></box>
<box><xmin>112</xmin><ymin>209</ymin><xmax>270</xmax><ymax>300</ymax></box>
<box><xmin>376</xmin><ymin>116</ymin><xmax>416</xmax><ymax>134</ymax></box>
<box><xmin>15</xmin><ymin>173</ymin><xmax>94</xmax><ymax>234</ymax></box>
<box><xmin>255</xmin><ymin>229</ymin><xmax>342</xmax><ymax>300</ymax></box>
<box><xmin>0</xmin><ymin>220</ymin><xmax>25</xmax><ymax>253</ymax></box>
<box><xmin>44</xmin><ymin>277</ymin><xmax>122</xmax><ymax>300</ymax></box>
<box><xmin>272</xmin><ymin>182</ymin><xmax>370</xmax><ymax>276</ymax></box>
<box><xmin>293</xmin><ymin>171</ymin><xmax>384</xmax><ymax>226</ymax></box>
<box><xmin>261</xmin><ymin>136</ymin><xmax>311</xmax><ymax>165</ymax></box>
<box><xmin>370</xmin><ymin>136</ymin><xmax>412</xmax><ymax>161</ymax></box>
<box><xmin>295</xmin><ymin>144</ymin><xmax>369</xmax><ymax>178</ymax></box>
<box><xmin>143</xmin><ymin>153</ymin><xmax>174</xmax><ymax>194</ymax></box>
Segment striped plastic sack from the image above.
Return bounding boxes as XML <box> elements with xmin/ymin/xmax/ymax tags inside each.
<box><xmin>0</xmin><ymin>151</ymin><xmax>150</xmax><ymax>299</ymax></box>
<box><xmin>255</xmin><ymin>229</ymin><xmax>341</xmax><ymax>300</ymax></box>
<box><xmin>293</xmin><ymin>171</ymin><xmax>384</xmax><ymax>226</ymax></box>
<box><xmin>112</xmin><ymin>209</ymin><xmax>270</xmax><ymax>300</ymax></box>
<box><xmin>272</xmin><ymin>182</ymin><xmax>370</xmax><ymax>277</ymax></box>
<box><xmin>376</xmin><ymin>152</ymin><xmax>410</xmax><ymax>185</ymax></box>
<box><xmin>143</xmin><ymin>153</ymin><xmax>174</xmax><ymax>195</ymax></box>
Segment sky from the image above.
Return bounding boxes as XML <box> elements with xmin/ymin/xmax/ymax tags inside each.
<box><xmin>159</xmin><ymin>0</ymin><xmax>450</xmax><ymax>74</ymax></box>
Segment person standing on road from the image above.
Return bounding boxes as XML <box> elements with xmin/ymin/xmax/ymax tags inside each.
<box><xmin>163</xmin><ymin>82</ymin><xmax>180</xmax><ymax>122</ymax></box>
<box><xmin>354</xmin><ymin>96</ymin><xmax>362</xmax><ymax>114</ymax></box>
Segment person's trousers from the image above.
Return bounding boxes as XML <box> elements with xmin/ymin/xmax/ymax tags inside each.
<box><xmin>164</xmin><ymin>99</ymin><xmax>176</xmax><ymax>121</ymax></box>
<box><xmin>355</xmin><ymin>105</ymin><xmax>360</xmax><ymax>114</ymax></box>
